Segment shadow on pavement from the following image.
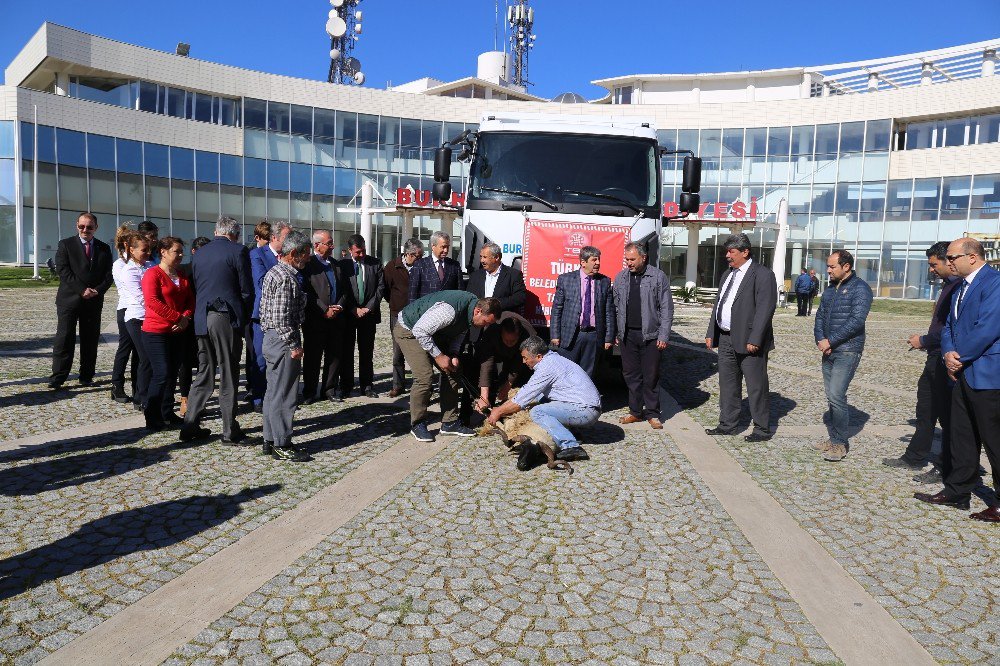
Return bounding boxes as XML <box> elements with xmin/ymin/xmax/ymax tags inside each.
<box><xmin>0</xmin><ymin>426</ymin><xmax>150</xmax><ymax>466</ymax></box>
<box><xmin>0</xmin><ymin>440</ymin><xmax>205</xmax><ymax>496</ymax></box>
<box><xmin>0</xmin><ymin>381</ymin><xmax>111</xmax><ymax>410</ymax></box>
<box><xmin>0</xmin><ymin>484</ymin><xmax>281</xmax><ymax>602</ymax></box>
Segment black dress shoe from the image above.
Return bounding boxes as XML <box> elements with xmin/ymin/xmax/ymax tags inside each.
<box><xmin>164</xmin><ymin>413</ymin><xmax>185</xmax><ymax>426</ymax></box>
<box><xmin>326</xmin><ymin>390</ymin><xmax>344</xmax><ymax>403</ymax></box>
<box><xmin>555</xmin><ymin>446</ymin><xmax>590</xmax><ymax>462</ymax></box>
<box><xmin>262</xmin><ymin>441</ymin><xmax>274</xmax><ymax>456</ymax></box>
<box><xmin>300</xmin><ymin>396</ymin><xmax>316</xmax><ymax>406</ymax></box>
<box><xmin>111</xmin><ymin>386</ymin><xmax>131</xmax><ymax>404</ymax></box>
<box><xmin>145</xmin><ymin>420</ymin><xmax>166</xmax><ymax>432</ymax></box>
<box><xmin>47</xmin><ymin>381</ymin><xmax>64</xmax><ymax>390</ymax></box>
<box><xmin>914</xmin><ymin>491</ymin><xmax>970</xmax><ymax>510</ymax></box>
<box><xmin>78</xmin><ymin>378</ymin><xmax>93</xmax><ymax>387</ymax></box>
<box><xmin>705</xmin><ymin>427</ymin><xmax>739</xmax><ymax>436</ymax></box>
<box><xmin>221</xmin><ymin>428</ymin><xmax>252</xmax><ymax>445</ymax></box>
<box><xmin>179</xmin><ymin>425</ymin><xmax>212</xmax><ymax>442</ymax></box>
<box><xmin>271</xmin><ymin>445</ymin><xmax>310</xmax><ymax>462</ymax></box>
<box><xmin>362</xmin><ymin>387</ymin><xmax>380</xmax><ymax>398</ymax></box>
<box><xmin>744</xmin><ymin>432</ymin><xmax>772</xmax><ymax>442</ymax></box>
<box><xmin>882</xmin><ymin>456</ymin><xmax>926</xmax><ymax>470</ymax></box>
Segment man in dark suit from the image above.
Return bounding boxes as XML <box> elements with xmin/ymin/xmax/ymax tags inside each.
<box><xmin>916</xmin><ymin>237</ymin><xmax>1000</xmax><ymax>522</ymax></box>
<box><xmin>382</xmin><ymin>238</ymin><xmax>424</xmax><ymax>397</ymax></box>
<box><xmin>180</xmin><ymin>217</ymin><xmax>255</xmax><ymax>444</ymax></box>
<box><xmin>301</xmin><ymin>230</ymin><xmax>347</xmax><ymax>404</ymax></box>
<box><xmin>248</xmin><ymin>220</ymin><xmax>291</xmax><ymax>411</ymax></box>
<box><xmin>338</xmin><ymin>234</ymin><xmax>386</xmax><ymax>399</ymax></box>
<box><xmin>50</xmin><ymin>212</ymin><xmax>114</xmax><ymax>389</ymax></box>
<box><xmin>704</xmin><ymin>233</ymin><xmax>777</xmax><ymax>442</ymax></box>
<box><xmin>408</xmin><ymin>231</ymin><xmax>461</xmax><ymax>303</ymax></box>
<box><xmin>466</xmin><ymin>242</ymin><xmax>526</xmax><ymax>313</ymax></box>
<box><xmin>549</xmin><ymin>245</ymin><xmax>615</xmax><ymax>377</ymax></box>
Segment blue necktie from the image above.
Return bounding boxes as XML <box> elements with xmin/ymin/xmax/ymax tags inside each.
<box><xmin>325</xmin><ymin>265</ymin><xmax>338</xmax><ymax>303</ymax></box>
<box><xmin>582</xmin><ymin>277</ymin><xmax>592</xmax><ymax>328</ymax></box>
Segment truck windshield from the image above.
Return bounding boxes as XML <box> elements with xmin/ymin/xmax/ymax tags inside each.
<box><xmin>469</xmin><ymin>132</ymin><xmax>658</xmax><ymax>214</ymax></box>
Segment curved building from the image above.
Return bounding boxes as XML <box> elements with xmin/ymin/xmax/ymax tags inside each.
<box><xmin>1</xmin><ymin>23</ymin><xmax>998</xmax><ymax>299</ymax></box>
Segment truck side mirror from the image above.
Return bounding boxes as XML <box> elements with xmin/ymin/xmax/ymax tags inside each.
<box><xmin>682</xmin><ymin>156</ymin><xmax>702</xmax><ymax>194</ymax></box>
<box><xmin>679</xmin><ymin>192</ymin><xmax>700</xmax><ymax>214</ymax></box>
<box><xmin>432</xmin><ymin>181</ymin><xmax>452</xmax><ymax>203</ymax></box>
<box><xmin>433</xmin><ymin>146</ymin><xmax>452</xmax><ymax>184</ymax></box>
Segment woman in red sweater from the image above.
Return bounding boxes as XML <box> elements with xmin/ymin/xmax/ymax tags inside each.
<box><xmin>141</xmin><ymin>237</ymin><xmax>195</xmax><ymax>430</ymax></box>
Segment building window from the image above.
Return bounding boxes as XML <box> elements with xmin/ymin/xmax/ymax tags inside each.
<box><xmin>613</xmin><ymin>85</ymin><xmax>633</xmax><ymax>105</ymax></box>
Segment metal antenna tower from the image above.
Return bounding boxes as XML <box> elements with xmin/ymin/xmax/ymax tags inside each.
<box><xmin>506</xmin><ymin>0</ymin><xmax>536</xmax><ymax>88</ymax></box>
<box><xmin>326</xmin><ymin>0</ymin><xmax>366</xmax><ymax>85</ymax></box>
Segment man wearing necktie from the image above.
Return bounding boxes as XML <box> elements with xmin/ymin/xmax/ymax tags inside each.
<box><xmin>916</xmin><ymin>237</ymin><xmax>1000</xmax><ymax>522</ymax></box>
<box><xmin>705</xmin><ymin>233</ymin><xmax>777</xmax><ymax>443</ymax></box>
<box><xmin>550</xmin><ymin>246</ymin><xmax>615</xmax><ymax>377</ymax></box>
<box><xmin>338</xmin><ymin>234</ymin><xmax>385</xmax><ymax>399</ymax></box>
<box><xmin>408</xmin><ymin>231</ymin><xmax>461</xmax><ymax>303</ymax></box>
<box><xmin>50</xmin><ymin>212</ymin><xmax>114</xmax><ymax>389</ymax></box>
<box><xmin>301</xmin><ymin>230</ymin><xmax>347</xmax><ymax>404</ymax></box>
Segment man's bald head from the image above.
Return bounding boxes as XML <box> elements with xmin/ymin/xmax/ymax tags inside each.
<box><xmin>946</xmin><ymin>237</ymin><xmax>987</xmax><ymax>278</ymax></box>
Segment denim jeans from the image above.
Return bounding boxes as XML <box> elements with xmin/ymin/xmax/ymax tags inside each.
<box><xmin>529</xmin><ymin>401</ymin><xmax>600</xmax><ymax>450</ymax></box>
<box><xmin>821</xmin><ymin>350</ymin><xmax>861</xmax><ymax>445</ymax></box>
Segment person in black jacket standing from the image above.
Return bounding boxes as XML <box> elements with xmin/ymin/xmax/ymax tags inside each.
<box><xmin>50</xmin><ymin>213</ymin><xmax>114</xmax><ymax>389</ymax></box>
<box><xmin>466</xmin><ymin>242</ymin><xmax>526</xmax><ymax>313</ymax></box>
<box><xmin>339</xmin><ymin>234</ymin><xmax>386</xmax><ymax>399</ymax></box>
<box><xmin>301</xmin><ymin>230</ymin><xmax>347</xmax><ymax>404</ymax></box>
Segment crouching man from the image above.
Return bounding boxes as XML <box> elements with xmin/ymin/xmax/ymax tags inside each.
<box><xmin>395</xmin><ymin>291</ymin><xmax>501</xmax><ymax>442</ymax></box>
<box><xmin>486</xmin><ymin>336</ymin><xmax>601</xmax><ymax>462</ymax></box>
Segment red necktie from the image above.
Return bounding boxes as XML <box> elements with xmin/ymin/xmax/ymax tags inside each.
<box><xmin>84</xmin><ymin>241</ymin><xmax>91</xmax><ymax>260</ymax></box>
<box><xmin>437</xmin><ymin>260</ymin><xmax>445</xmax><ymax>282</ymax></box>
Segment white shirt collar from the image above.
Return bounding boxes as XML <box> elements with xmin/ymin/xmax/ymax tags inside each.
<box><xmin>735</xmin><ymin>258</ymin><xmax>753</xmax><ymax>273</ymax></box>
<box><xmin>964</xmin><ymin>264</ymin><xmax>985</xmax><ymax>286</ymax></box>
<box><xmin>486</xmin><ymin>265</ymin><xmax>502</xmax><ymax>277</ymax></box>
<box><xmin>269</xmin><ymin>245</ymin><xmax>279</xmax><ymax>257</ymax></box>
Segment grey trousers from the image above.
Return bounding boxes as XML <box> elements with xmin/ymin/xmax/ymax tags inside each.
<box><xmin>262</xmin><ymin>330</ymin><xmax>300</xmax><ymax>448</ymax></box>
<box><xmin>389</xmin><ymin>312</ymin><xmax>406</xmax><ymax>390</ymax></box>
<box><xmin>717</xmin><ymin>333</ymin><xmax>770</xmax><ymax>435</ymax></box>
<box><xmin>183</xmin><ymin>311</ymin><xmax>243</xmax><ymax>439</ymax></box>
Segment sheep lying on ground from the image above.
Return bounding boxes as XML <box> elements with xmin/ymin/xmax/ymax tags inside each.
<box><xmin>478</xmin><ymin>389</ymin><xmax>572</xmax><ymax>473</ymax></box>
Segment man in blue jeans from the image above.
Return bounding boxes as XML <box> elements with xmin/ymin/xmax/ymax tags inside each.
<box><xmin>813</xmin><ymin>249</ymin><xmax>873</xmax><ymax>462</ymax></box>
<box><xmin>486</xmin><ymin>336</ymin><xmax>601</xmax><ymax>462</ymax></box>
<box><xmin>793</xmin><ymin>268</ymin><xmax>812</xmax><ymax>316</ymax></box>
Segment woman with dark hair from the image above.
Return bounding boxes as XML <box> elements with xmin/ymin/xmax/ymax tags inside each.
<box><xmin>111</xmin><ymin>227</ymin><xmax>153</xmax><ymax>408</ymax></box>
<box><xmin>141</xmin><ymin>236</ymin><xmax>194</xmax><ymax>430</ymax></box>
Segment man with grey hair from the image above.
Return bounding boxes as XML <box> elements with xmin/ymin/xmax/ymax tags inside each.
<box><xmin>613</xmin><ymin>241</ymin><xmax>673</xmax><ymax>430</ymax></box>
<box><xmin>409</xmin><ymin>230</ymin><xmax>461</xmax><ymax>303</ymax></box>
<box><xmin>705</xmin><ymin>233</ymin><xmax>777</xmax><ymax>443</ymax></box>
<box><xmin>550</xmin><ymin>245</ymin><xmax>615</xmax><ymax>377</ymax></box>
<box><xmin>301</xmin><ymin>229</ymin><xmax>347</xmax><ymax>404</ymax></box>
<box><xmin>467</xmin><ymin>242</ymin><xmax>526</xmax><ymax>312</ymax></box>
<box><xmin>180</xmin><ymin>216</ymin><xmax>255</xmax><ymax>444</ymax></box>
<box><xmin>248</xmin><ymin>219</ymin><xmax>294</xmax><ymax>411</ymax></box>
<box><xmin>259</xmin><ymin>230</ymin><xmax>312</xmax><ymax>462</ymax></box>
<box><xmin>383</xmin><ymin>238</ymin><xmax>425</xmax><ymax>397</ymax></box>
<box><xmin>486</xmin><ymin>336</ymin><xmax>601</xmax><ymax>462</ymax></box>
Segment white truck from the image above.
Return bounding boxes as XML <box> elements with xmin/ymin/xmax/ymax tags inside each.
<box><xmin>432</xmin><ymin>112</ymin><xmax>700</xmax><ymax>331</ymax></box>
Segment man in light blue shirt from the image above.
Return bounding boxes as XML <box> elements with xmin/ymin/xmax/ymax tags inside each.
<box><xmin>486</xmin><ymin>336</ymin><xmax>601</xmax><ymax>461</ymax></box>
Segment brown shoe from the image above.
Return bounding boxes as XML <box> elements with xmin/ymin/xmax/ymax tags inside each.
<box><xmin>823</xmin><ymin>444</ymin><xmax>848</xmax><ymax>462</ymax></box>
<box><xmin>619</xmin><ymin>414</ymin><xmax>642</xmax><ymax>424</ymax></box>
<box><xmin>914</xmin><ymin>490</ymin><xmax>971</xmax><ymax>510</ymax></box>
<box><xmin>970</xmin><ymin>506</ymin><xmax>1000</xmax><ymax>522</ymax></box>
<box><xmin>648</xmin><ymin>418</ymin><xmax>663</xmax><ymax>430</ymax></box>
<box><xmin>179</xmin><ymin>396</ymin><xmax>188</xmax><ymax>418</ymax></box>
<box><xmin>388</xmin><ymin>387</ymin><xmax>404</xmax><ymax>398</ymax></box>
<box><xmin>811</xmin><ymin>440</ymin><xmax>833</xmax><ymax>452</ymax></box>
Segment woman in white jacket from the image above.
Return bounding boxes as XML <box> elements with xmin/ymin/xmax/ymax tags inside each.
<box><xmin>110</xmin><ymin>226</ymin><xmax>153</xmax><ymax>408</ymax></box>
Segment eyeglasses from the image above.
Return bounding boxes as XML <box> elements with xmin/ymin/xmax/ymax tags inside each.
<box><xmin>77</xmin><ymin>225</ymin><xmax>96</xmax><ymax>231</ymax></box>
<box><xmin>946</xmin><ymin>253</ymin><xmax>972</xmax><ymax>262</ymax></box>
<box><xmin>316</xmin><ymin>240</ymin><xmax>333</xmax><ymax>246</ymax></box>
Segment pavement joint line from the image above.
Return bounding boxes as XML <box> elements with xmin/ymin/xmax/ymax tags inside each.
<box><xmin>669</xmin><ymin>340</ymin><xmax>913</xmax><ymax>398</ymax></box>
<box><xmin>37</xmin><ymin>434</ymin><xmax>450</xmax><ymax>666</ymax></box>
<box><xmin>658</xmin><ymin>387</ymin><xmax>936</xmax><ymax>665</ymax></box>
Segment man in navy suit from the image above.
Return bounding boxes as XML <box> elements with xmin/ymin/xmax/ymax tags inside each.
<box><xmin>549</xmin><ymin>245</ymin><xmax>615</xmax><ymax>377</ymax></box>
<box><xmin>408</xmin><ymin>231</ymin><xmax>461</xmax><ymax>303</ymax></box>
<box><xmin>49</xmin><ymin>212</ymin><xmax>114</xmax><ymax>389</ymax></box>
<box><xmin>180</xmin><ymin>217</ymin><xmax>255</xmax><ymax>444</ymax></box>
<box><xmin>916</xmin><ymin>238</ymin><xmax>1000</xmax><ymax>522</ymax></box>
<box><xmin>338</xmin><ymin>234</ymin><xmax>386</xmax><ymax>398</ymax></box>
<box><xmin>248</xmin><ymin>220</ymin><xmax>292</xmax><ymax>411</ymax></box>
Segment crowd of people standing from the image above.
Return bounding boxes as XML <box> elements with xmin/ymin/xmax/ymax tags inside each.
<box><xmin>47</xmin><ymin>213</ymin><xmax>1000</xmax><ymax>520</ymax></box>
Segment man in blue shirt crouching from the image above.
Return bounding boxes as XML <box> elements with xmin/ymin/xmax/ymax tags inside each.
<box><xmin>486</xmin><ymin>336</ymin><xmax>602</xmax><ymax>462</ymax></box>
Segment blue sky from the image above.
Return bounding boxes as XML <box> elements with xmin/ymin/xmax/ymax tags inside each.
<box><xmin>2</xmin><ymin>0</ymin><xmax>998</xmax><ymax>100</ymax></box>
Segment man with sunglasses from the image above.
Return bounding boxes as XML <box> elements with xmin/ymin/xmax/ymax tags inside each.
<box><xmin>50</xmin><ymin>213</ymin><xmax>114</xmax><ymax>389</ymax></box>
<box><xmin>915</xmin><ymin>238</ymin><xmax>1000</xmax><ymax>522</ymax></box>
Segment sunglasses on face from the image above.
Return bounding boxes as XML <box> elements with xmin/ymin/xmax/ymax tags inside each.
<box><xmin>78</xmin><ymin>225</ymin><xmax>96</xmax><ymax>231</ymax></box>
<box><xmin>946</xmin><ymin>253</ymin><xmax>972</xmax><ymax>262</ymax></box>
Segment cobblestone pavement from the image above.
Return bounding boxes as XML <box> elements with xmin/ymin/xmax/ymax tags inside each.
<box><xmin>1</xmin><ymin>290</ymin><xmax>998</xmax><ymax>665</ymax></box>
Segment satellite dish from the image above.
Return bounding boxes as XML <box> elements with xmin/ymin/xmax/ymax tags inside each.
<box><xmin>326</xmin><ymin>16</ymin><xmax>347</xmax><ymax>37</ymax></box>
<box><xmin>354</xmin><ymin>10</ymin><xmax>362</xmax><ymax>20</ymax></box>
<box><xmin>328</xmin><ymin>9</ymin><xmax>337</xmax><ymax>18</ymax></box>
<box><xmin>330</xmin><ymin>0</ymin><xmax>345</xmax><ymax>6</ymax></box>
<box><xmin>354</xmin><ymin>72</ymin><xmax>366</xmax><ymax>85</ymax></box>
<box><xmin>330</xmin><ymin>48</ymin><xmax>341</xmax><ymax>60</ymax></box>
<box><xmin>354</xmin><ymin>23</ymin><xmax>362</xmax><ymax>34</ymax></box>
<box><xmin>343</xmin><ymin>57</ymin><xmax>361</xmax><ymax>76</ymax></box>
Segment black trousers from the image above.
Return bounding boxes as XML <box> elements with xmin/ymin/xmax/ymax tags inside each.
<box><xmin>795</xmin><ymin>294</ymin><xmax>809</xmax><ymax>316</ymax></box>
<box><xmin>621</xmin><ymin>330</ymin><xmax>662</xmax><ymax>420</ymax></box>
<box><xmin>806</xmin><ymin>294</ymin><xmax>815</xmax><ymax>315</ymax></box>
<box><xmin>389</xmin><ymin>312</ymin><xmax>407</xmax><ymax>390</ymax></box>
<box><xmin>303</xmin><ymin>317</ymin><xmax>344</xmax><ymax>399</ymax></box>
<box><xmin>112</xmin><ymin>308</ymin><xmax>137</xmax><ymax>393</ymax></box>
<box><xmin>143</xmin><ymin>331</ymin><xmax>183</xmax><ymax>425</ymax></box>
<box><xmin>123</xmin><ymin>318</ymin><xmax>151</xmax><ymax>407</ymax></box>
<box><xmin>340</xmin><ymin>316</ymin><xmax>377</xmax><ymax>393</ymax></box>
<box><xmin>944</xmin><ymin>374</ymin><xmax>1000</xmax><ymax>499</ymax></box>
<box><xmin>558</xmin><ymin>328</ymin><xmax>600</xmax><ymax>377</ymax></box>
<box><xmin>902</xmin><ymin>352</ymin><xmax>951</xmax><ymax>466</ymax></box>
<box><xmin>716</xmin><ymin>332</ymin><xmax>771</xmax><ymax>436</ymax></box>
<box><xmin>51</xmin><ymin>299</ymin><xmax>104</xmax><ymax>384</ymax></box>
<box><xmin>177</xmin><ymin>328</ymin><xmax>198</xmax><ymax>398</ymax></box>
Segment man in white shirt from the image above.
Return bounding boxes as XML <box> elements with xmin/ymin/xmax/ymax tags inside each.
<box><xmin>704</xmin><ymin>233</ymin><xmax>777</xmax><ymax>442</ymax></box>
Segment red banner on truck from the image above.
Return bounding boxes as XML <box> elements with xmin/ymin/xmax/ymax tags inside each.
<box><xmin>521</xmin><ymin>220</ymin><xmax>631</xmax><ymax>328</ymax></box>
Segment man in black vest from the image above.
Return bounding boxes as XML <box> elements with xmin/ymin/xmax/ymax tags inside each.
<box><xmin>301</xmin><ymin>230</ymin><xmax>348</xmax><ymax>404</ymax></box>
<box><xmin>394</xmin><ymin>292</ymin><xmax>501</xmax><ymax>442</ymax></box>
<box><xmin>50</xmin><ymin>212</ymin><xmax>114</xmax><ymax>389</ymax></box>
<box><xmin>338</xmin><ymin>234</ymin><xmax>385</xmax><ymax>399</ymax></box>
